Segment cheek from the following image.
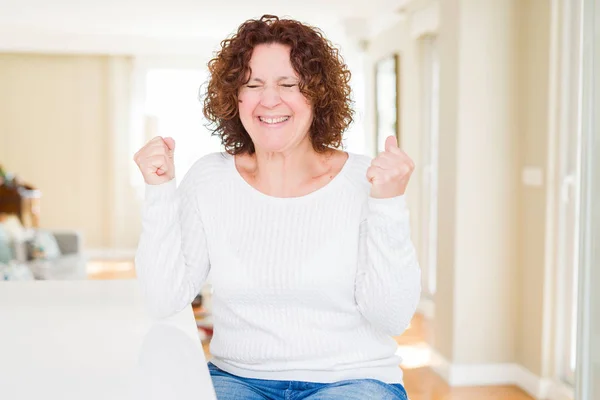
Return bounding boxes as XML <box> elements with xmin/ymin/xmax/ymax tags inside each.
<box><xmin>298</xmin><ymin>104</ymin><xmax>314</xmax><ymax>125</ymax></box>
<box><xmin>283</xmin><ymin>95</ymin><xmax>312</xmax><ymax>119</ymax></box>
<box><xmin>238</xmin><ymin>96</ymin><xmax>256</xmax><ymax>121</ymax></box>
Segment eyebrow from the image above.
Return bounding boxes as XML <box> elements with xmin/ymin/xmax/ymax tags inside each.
<box><xmin>247</xmin><ymin>76</ymin><xmax>299</xmax><ymax>83</ymax></box>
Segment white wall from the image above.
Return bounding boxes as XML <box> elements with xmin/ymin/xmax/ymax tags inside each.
<box><xmin>451</xmin><ymin>0</ymin><xmax>519</xmax><ymax>364</ymax></box>
<box><xmin>0</xmin><ymin>53</ymin><xmax>140</xmax><ymax>250</ymax></box>
<box><xmin>516</xmin><ymin>0</ymin><xmax>551</xmax><ymax>378</ymax></box>
<box><xmin>0</xmin><ymin>54</ymin><xmax>111</xmax><ymax>247</ymax></box>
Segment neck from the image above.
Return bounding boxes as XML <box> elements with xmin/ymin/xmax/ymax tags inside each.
<box><xmin>248</xmin><ymin>141</ymin><xmax>330</xmax><ymax>197</ymax></box>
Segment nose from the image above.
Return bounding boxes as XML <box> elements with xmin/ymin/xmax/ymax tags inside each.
<box><xmin>260</xmin><ymin>85</ymin><xmax>282</xmax><ymax>108</ymax></box>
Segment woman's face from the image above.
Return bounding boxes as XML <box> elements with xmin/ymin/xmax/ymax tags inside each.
<box><xmin>238</xmin><ymin>43</ymin><xmax>314</xmax><ymax>154</ymax></box>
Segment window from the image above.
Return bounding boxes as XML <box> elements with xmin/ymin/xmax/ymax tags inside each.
<box><xmin>143</xmin><ymin>68</ymin><xmax>223</xmax><ymax>184</ymax></box>
<box><xmin>129</xmin><ymin>64</ymin><xmax>223</xmax><ymax>194</ymax></box>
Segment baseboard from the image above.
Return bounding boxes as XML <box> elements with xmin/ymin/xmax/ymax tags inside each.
<box><xmin>451</xmin><ymin>362</ymin><xmax>518</xmax><ymax>387</ymax></box>
<box><xmin>417</xmin><ymin>297</ymin><xmax>435</xmax><ymax>319</ymax></box>
<box><xmin>85</xmin><ymin>248</ymin><xmax>137</xmax><ymax>260</ymax></box>
<box><xmin>429</xmin><ymin>350</ymin><xmax>574</xmax><ymax>400</ymax></box>
<box><xmin>543</xmin><ymin>379</ymin><xmax>574</xmax><ymax>400</ymax></box>
<box><xmin>514</xmin><ymin>364</ymin><xmax>549</xmax><ymax>398</ymax></box>
<box><xmin>429</xmin><ymin>348</ymin><xmax>450</xmax><ymax>383</ymax></box>
<box><xmin>430</xmin><ymin>349</ymin><xmax>516</xmax><ymax>386</ymax></box>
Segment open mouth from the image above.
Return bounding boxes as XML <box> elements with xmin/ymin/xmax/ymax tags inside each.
<box><xmin>258</xmin><ymin>116</ymin><xmax>290</xmax><ymax>125</ymax></box>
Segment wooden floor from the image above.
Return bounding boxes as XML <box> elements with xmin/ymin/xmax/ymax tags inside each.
<box><xmin>395</xmin><ymin>316</ymin><xmax>533</xmax><ymax>400</ymax></box>
<box><xmin>86</xmin><ymin>260</ymin><xmax>137</xmax><ymax>280</ymax></box>
<box><xmin>89</xmin><ymin>260</ymin><xmax>534</xmax><ymax>400</ymax></box>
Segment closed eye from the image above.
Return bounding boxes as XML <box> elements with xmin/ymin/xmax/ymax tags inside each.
<box><xmin>281</xmin><ymin>84</ymin><xmax>297</xmax><ymax>88</ymax></box>
<box><xmin>246</xmin><ymin>85</ymin><xmax>261</xmax><ymax>89</ymax></box>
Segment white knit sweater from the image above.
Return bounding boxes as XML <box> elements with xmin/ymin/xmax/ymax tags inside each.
<box><xmin>135</xmin><ymin>151</ymin><xmax>421</xmax><ymax>384</ymax></box>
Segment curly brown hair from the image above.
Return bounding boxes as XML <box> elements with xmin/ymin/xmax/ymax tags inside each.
<box><xmin>202</xmin><ymin>14</ymin><xmax>354</xmax><ymax>155</ymax></box>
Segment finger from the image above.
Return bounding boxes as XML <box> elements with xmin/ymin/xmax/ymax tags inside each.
<box><xmin>145</xmin><ymin>142</ymin><xmax>171</xmax><ymax>157</ymax></box>
<box><xmin>134</xmin><ymin>138</ymin><xmax>169</xmax><ymax>164</ymax></box>
<box><xmin>146</xmin><ymin>155</ymin><xmax>170</xmax><ymax>174</ymax></box>
<box><xmin>384</xmin><ymin>135</ymin><xmax>398</xmax><ymax>152</ymax></box>
<box><xmin>163</xmin><ymin>137</ymin><xmax>176</xmax><ymax>151</ymax></box>
<box><xmin>394</xmin><ymin>152</ymin><xmax>415</xmax><ymax>171</ymax></box>
<box><xmin>146</xmin><ymin>136</ymin><xmax>169</xmax><ymax>154</ymax></box>
<box><xmin>366</xmin><ymin>165</ymin><xmax>384</xmax><ymax>183</ymax></box>
<box><xmin>155</xmin><ymin>166</ymin><xmax>168</xmax><ymax>176</ymax></box>
<box><xmin>379</xmin><ymin>150</ymin><xmax>415</xmax><ymax>172</ymax></box>
<box><xmin>378</xmin><ymin>151</ymin><xmax>403</xmax><ymax>163</ymax></box>
<box><xmin>371</xmin><ymin>155</ymin><xmax>396</xmax><ymax>169</ymax></box>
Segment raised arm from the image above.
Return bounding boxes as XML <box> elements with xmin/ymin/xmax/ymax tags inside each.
<box><xmin>133</xmin><ymin>137</ymin><xmax>210</xmax><ymax>318</ymax></box>
<box><xmin>355</xmin><ymin>135</ymin><xmax>421</xmax><ymax>335</ymax></box>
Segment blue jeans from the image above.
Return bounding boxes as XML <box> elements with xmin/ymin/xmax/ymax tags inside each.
<box><xmin>208</xmin><ymin>363</ymin><xmax>408</xmax><ymax>400</ymax></box>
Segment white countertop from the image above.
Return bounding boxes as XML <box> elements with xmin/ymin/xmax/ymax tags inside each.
<box><xmin>0</xmin><ymin>280</ymin><xmax>216</xmax><ymax>400</ymax></box>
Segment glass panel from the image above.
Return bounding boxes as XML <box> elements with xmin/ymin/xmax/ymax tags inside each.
<box><xmin>575</xmin><ymin>0</ymin><xmax>599</xmax><ymax>397</ymax></box>
<box><xmin>555</xmin><ymin>0</ymin><xmax>583</xmax><ymax>384</ymax></box>
<box><xmin>375</xmin><ymin>55</ymin><xmax>398</xmax><ymax>153</ymax></box>
<box><xmin>419</xmin><ymin>36</ymin><xmax>439</xmax><ymax>298</ymax></box>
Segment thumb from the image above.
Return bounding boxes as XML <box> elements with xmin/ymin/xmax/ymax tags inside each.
<box><xmin>385</xmin><ymin>135</ymin><xmax>398</xmax><ymax>152</ymax></box>
<box><xmin>163</xmin><ymin>137</ymin><xmax>176</xmax><ymax>151</ymax></box>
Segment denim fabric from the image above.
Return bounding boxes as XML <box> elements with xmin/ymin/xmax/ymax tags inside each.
<box><xmin>208</xmin><ymin>363</ymin><xmax>408</xmax><ymax>400</ymax></box>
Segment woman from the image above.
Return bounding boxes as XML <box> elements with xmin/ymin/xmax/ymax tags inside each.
<box><xmin>134</xmin><ymin>14</ymin><xmax>420</xmax><ymax>400</ymax></box>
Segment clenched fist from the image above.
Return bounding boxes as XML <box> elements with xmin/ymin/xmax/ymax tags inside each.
<box><xmin>133</xmin><ymin>136</ymin><xmax>176</xmax><ymax>185</ymax></box>
<box><xmin>367</xmin><ymin>135</ymin><xmax>415</xmax><ymax>199</ymax></box>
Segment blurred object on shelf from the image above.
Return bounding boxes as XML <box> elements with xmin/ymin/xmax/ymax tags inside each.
<box><xmin>0</xmin><ymin>166</ymin><xmax>41</xmax><ymax>228</ymax></box>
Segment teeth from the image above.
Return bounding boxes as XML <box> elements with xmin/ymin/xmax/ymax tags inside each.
<box><xmin>260</xmin><ymin>116</ymin><xmax>289</xmax><ymax>124</ymax></box>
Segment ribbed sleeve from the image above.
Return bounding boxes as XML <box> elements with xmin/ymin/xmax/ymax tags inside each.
<box><xmin>135</xmin><ymin>166</ymin><xmax>211</xmax><ymax>318</ymax></box>
<box><xmin>355</xmin><ymin>195</ymin><xmax>422</xmax><ymax>335</ymax></box>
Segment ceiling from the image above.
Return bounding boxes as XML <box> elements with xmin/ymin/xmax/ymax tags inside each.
<box><xmin>0</xmin><ymin>0</ymin><xmax>409</xmax><ymax>54</ymax></box>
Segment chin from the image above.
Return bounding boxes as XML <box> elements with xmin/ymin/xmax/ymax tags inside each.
<box><xmin>252</xmin><ymin>134</ymin><xmax>294</xmax><ymax>153</ymax></box>
<box><xmin>254</xmin><ymin>141</ymin><xmax>289</xmax><ymax>153</ymax></box>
